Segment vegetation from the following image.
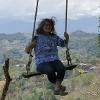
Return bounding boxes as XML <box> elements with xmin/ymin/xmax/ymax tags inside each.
<box><xmin>97</xmin><ymin>34</ymin><xmax>100</xmax><ymax>47</ymax></box>
<box><xmin>0</xmin><ymin>30</ymin><xmax>100</xmax><ymax>100</ymax></box>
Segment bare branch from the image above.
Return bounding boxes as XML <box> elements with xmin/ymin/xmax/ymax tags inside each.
<box><xmin>0</xmin><ymin>58</ymin><xmax>12</xmax><ymax>100</ymax></box>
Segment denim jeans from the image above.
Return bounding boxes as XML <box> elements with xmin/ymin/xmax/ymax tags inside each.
<box><xmin>37</xmin><ymin>60</ymin><xmax>65</xmax><ymax>83</ymax></box>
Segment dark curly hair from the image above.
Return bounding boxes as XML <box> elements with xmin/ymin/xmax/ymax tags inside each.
<box><xmin>36</xmin><ymin>18</ymin><xmax>56</xmax><ymax>35</ymax></box>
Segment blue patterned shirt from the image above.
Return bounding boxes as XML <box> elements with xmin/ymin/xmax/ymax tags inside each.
<box><xmin>33</xmin><ymin>34</ymin><xmax>65</xmax><ymax>66</ymax></box>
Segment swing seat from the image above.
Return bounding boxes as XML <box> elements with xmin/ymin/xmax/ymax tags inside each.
<box><xmin>22</xmin><ymin>64</ymin><xmax>77</xmax><ymax>78</ymax></box>
<box><xmin>64</xmin><ymin>64</ymin><xmax>77</xmax><ymax>70</ymax></box>
<box><xmin>22</xmin><ymin>72</ymin><xmax>43</xmax><ymax>78</ymax></box>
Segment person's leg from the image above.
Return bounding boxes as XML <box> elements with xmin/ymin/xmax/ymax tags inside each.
<box><xmin>54</xmin><ymin>60</ymin><xmax>65</xmax><ymax>83</ymax></box>
<box><xmin>37</xmin><ymin>62</ymin><xmax>57</xmax><ymax>84</ymax></box>
<box><xmin>52</xmin><ymin>60</ymin><xmax>66</xmax><ymax>93</ymax></box>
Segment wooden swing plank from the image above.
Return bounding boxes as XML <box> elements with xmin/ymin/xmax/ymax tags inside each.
<box><xmin>22</xmin><ymin>72</ymin><xmax>43</xmax><ymax>78</ymax></box>
<box><xmin>64</xmin><ymin>64</ymin><xmax>77</xmax><ymax>70</ymax></box>
<box><xmin>22</xmin><ymin>64</ymin><xmax>77</xmax><ymax>78</ymax></box>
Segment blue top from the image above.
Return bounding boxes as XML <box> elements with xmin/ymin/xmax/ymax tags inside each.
<box><xmin>33</xmin><ymin>34</ymin><xmax>65</xmax><ymax>66</ymax></box>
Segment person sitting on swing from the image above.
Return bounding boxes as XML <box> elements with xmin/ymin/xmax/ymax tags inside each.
<box><xmin>25</xmin><ymin>18</ymin><xmax>69</xmax><ymax>95</ymax></box>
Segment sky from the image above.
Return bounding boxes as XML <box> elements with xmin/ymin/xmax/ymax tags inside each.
<box><xmin>0</xmin><ymin>0</ymin><xmax>100</xmax><ymax>34</ymax></box>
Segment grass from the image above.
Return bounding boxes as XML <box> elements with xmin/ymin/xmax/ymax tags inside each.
<box><xmin>0</xmin><ymin>60</ymin><xmax>100</xmax><ymax>100</ymax></box>
<box><xmin>60</xmin><ymin>68</ymin><xmax>100</xmax><ymax>100</ymax></box>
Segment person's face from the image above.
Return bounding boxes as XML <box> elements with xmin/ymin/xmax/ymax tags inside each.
<box><xmin>43</xmin><ymin>21</ymin><xmax>52</xmax><ymax>34</ymax></box>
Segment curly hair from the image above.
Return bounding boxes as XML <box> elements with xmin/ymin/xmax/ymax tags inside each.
<box><xmin>36</xmin><ymin>18</ymin><xmax>56</xmax><ymax>35</ymax></box>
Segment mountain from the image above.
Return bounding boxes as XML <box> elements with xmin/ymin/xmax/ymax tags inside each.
<box><xmin>0</xmin><ymin>31</ymin><xmax>100</xmax><ymax>100</ymax></box>
<box><xmin>0</xmin><ymin>30</ymin><xmax>99</xmax><ymax>64</ymax></box>
<box><xmin>0</xmin><ymin>16</ymin><xmax>98</xmax><ymax>34</ymax></box>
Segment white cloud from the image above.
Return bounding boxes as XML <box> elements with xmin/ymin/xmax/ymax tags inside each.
<box><xmin>68</xmin><ymin>0</ymin><xmax>100</xmax><ymax>19</ymax></box>
<box><xmin>0</xmin><ymin>0</ymin><xmax>100</xmax><ymax>21</ymax></box>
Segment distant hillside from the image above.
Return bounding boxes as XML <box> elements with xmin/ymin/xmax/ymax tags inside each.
<box><xmin>0</xmin><ymin>30</ymin><xmax>99</xmax><ymax>63</ymax></box>
<box><xmin>0</xmin><ymin>32</ymin><xmax>29</xmax><ymax>63</ymax></box>
<box><xmin>0</xmin><ymin>31</ymin><xmax>100</xmax><ymax>100</ymax></box>
<box><xmin>69</xmin><ymin>30</ymin><xmax>99</xmax><ymax>57</ymax></box>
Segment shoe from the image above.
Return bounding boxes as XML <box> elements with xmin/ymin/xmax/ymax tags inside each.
<box><xmin>54</xmin><ymin>86</ymin><xmax>67</xmax><ymax>95</ymax></box>
<box><xmin>54</xmin><ymin>88</ymin><xmax>60</xmax><ymax>95</ymax></box>
<box><xmin>60</xmin><ymin>85</ymin><xmax>66</xmax><ymax>92</ymax></box>
<box><xmin>54</xmin><ymin>88</ymin><xmax>68</xmax><ymax>96</ymax></box>
<box><xmin>60</xmin><ymin>91</ymin><xmax>68</xmax><ymax>96</ymax></box>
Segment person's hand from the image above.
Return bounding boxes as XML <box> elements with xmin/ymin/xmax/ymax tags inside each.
<box><xmin>30</xmin><ymin>39</ymin><xmax>37</xmax><ymax>48</ymax></box>
<box><xmin>25</xmin><ymin>46</ymin><xmax>32</xmax><ymax>54</ymax></box>
<box><xmin>64</xmin><ymin>32</ymin><xmax>69</xmax><ymax>45</ymax></box>
<box><xmin>25</xmin><ymin>39</ymin><xmax>37</xmax><ymax>54</ymax></box>
<box><xmin>64</xmin><ymin>32</ymin><xmax>69</xmax><ymax>40</ymax></box>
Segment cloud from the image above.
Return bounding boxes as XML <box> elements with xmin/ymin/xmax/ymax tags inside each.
<box><xmin>68</xmin><ymin>0</ymin><xmax>100</xmax><ymax>19</ymax></box>
<box><xmin>0</xmin><ymin>0</ymin><xmax>100</xmax><ymax>21</ymax></box>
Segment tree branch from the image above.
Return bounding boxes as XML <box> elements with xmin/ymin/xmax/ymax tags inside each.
<box><xmin>0</xmin><ymin>58</ymin><xmax>12</xmax><ymax>100</ymax></box>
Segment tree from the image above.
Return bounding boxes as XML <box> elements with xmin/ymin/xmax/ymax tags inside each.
<box><xmin>97</xmin><ymin>34</ymin><xmax>100</xmax><ymax>47</ymax></box>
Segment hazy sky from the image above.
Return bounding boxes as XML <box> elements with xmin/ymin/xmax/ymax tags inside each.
<box><xmin>0</xmin><ymin>0</ymin><xmax>100</xmax><ymax>34</ymax></box>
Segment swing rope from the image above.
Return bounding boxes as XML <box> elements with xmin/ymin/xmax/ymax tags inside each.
<box><xmin>65</xmin><ymin>0</ymin><xmax>68</xmax><ymax>33</ymax></box>
<box><xmin>24</xmin><ymin>0</ymin><xmax>76</xmax><ymax>77</ymax></box>
<box><xmin>32</xmin><ymin>0</ymin><xmax>39</xmax><ymax>40</ymax></box>
<box><xmin>65</xmin><ymin>0</ymin><xmax>72</xmax><ymax>65</ymax></box>
<box><xmin>26</xmin><ymin>0</ymin><xmax>39</xmax><ymax>74</ymax></box>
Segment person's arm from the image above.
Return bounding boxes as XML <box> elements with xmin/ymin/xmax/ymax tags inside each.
<box><xmin>56</xmin><ymin>32</ymin><xmax>69</xmax><ymax>47</ymax></box>
<box><xmin>64</xmin><ymin>32</ymin><xmax>69</xmax><ymax>46</ymax></box>
<box><xmin>25</xmin><ymin>39</ymin><xmax>37</xmax><ymax>54</ymax></box>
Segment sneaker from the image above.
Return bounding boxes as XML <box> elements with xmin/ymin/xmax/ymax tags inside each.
<box><xmin>60</xmin><ymin>91</ymin><xmax>68</xmax><ymax>96</ymax></box>
<box><xmin>54</xmin><ymin>88</ymin><xmax>60</xmax><ymax>95</ymax></box>
<box><xmin>60</xmin><ymin>85</ymin><xmax>66</xmax><ymax>92</ymax></box>
<box><xmin>54</xmin><ymin>88</ymin><xmax>68</xmax><ymax>96</ymax></box>
<box><xmin>54</xmin><ymin>86</ymin><xmax>67</xmax><ymax>95</ymax></box>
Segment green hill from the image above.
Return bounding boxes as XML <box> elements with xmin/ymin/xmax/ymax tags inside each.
<box><xmin>0</xmin><ymin>30</ymin><xmax>99</xmax><ymax>64</ymax></box>
<box><xmin>0</xmin><ymin>31</ymin><xmax>100</xmax><ymax>100</ymax></box>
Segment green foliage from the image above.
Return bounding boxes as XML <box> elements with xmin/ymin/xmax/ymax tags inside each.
<box><xmin>95</xmin><ymin>34</ymin><xmax>100</xmax><ymax>58</ymax></box>
<box><xmin>0</xmin><ymin>31</ymin><xmax>100</xmax><ymax>100</ymax></box>
<box><xmin>0</xmin><ymin>64</ymin><xmax>3</xmax><ymax>80</ymax></box>
<box><xmin>97</xmin><ymin>34</ymin><xmax>100</xmax><ymax>47</ymax></box>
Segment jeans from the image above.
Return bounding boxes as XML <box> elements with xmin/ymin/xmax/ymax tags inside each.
<box><xmin>37</xmin><ymin>60</ymin><xmax>65</xmax><ymax>83</ymax></box>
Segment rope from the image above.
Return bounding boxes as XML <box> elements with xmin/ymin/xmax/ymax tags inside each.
<box><xmin>26</xmin><ymin>0</ymin><xmax>39</xmax><ymax>74</ymax></box>
<box><xmin>65</xmin><ymin>0</ymin><xmax>72</xmax><ymax>65</ymax></box>
<box><xmin>65</xmin><ymin>0</ymin><xmax>68</xmax><ymax>33</ymax></box>
<box><xmin>32</xmin><ymin>0</ymin><xmax>39</xmax><ymax>40</ymax></box>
